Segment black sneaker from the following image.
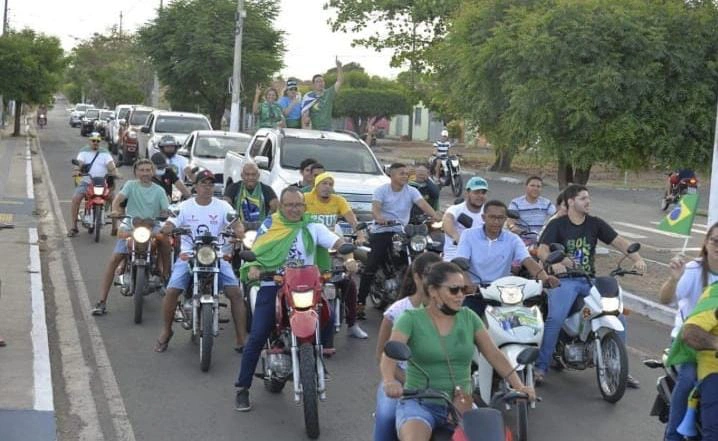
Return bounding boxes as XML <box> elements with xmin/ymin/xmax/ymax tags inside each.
<box><xmin>91</xmin><ymin>301</ymin><xmax>107</xmax><ymax>316</ymax></box>
<box><xmin>235</xmin><ymin>387</ymin><xmax>252</xmax><ymax>412</ymax></box>
<box><xmin>626</xmin><ymin>374</ymin><xmax>640</xmax><ymax>389</ymax></box>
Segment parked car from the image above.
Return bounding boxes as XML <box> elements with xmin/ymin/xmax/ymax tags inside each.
<box><xmin>80</xmin><ymin>108</ymin><xmax>101</xmax><ymax>136</ymax></box>
<box><xmin>141</xmin><ymin>111</ymin><xmax>213</xmax><ymax>159</ymax></box>
<box><xmin>94</xmin><ymin>110</ymin><xmax>115</xmax><ymax>138</ymax></box>
<box><xmin>69</xmin><ymin>103</ymin><xmax>94</xmax><ymax>128</ymax></box>
<box><xmin>178</xmin><ymin>130</ymin><xmax>252</xmax><ymax>186</ymax></box>
<box><xmin>223</xmin><ymin>128</ymin><xmax>389</xmax><ymax>219</ymax></box>
<box><xmin>107</xmin><ymin>104</ymin><xmax>132</xmax><ymax>151</ymax></box>
<box><xmin>118</xmin><ymin>106</ymin><xmax>154</xmax><ymax>166</ymax></box>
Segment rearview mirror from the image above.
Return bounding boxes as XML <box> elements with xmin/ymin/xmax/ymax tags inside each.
<box><xmin>71</xmin><ymin>159</ymin><xmax>80</xmax><ymax>166</ymax></box>
<box><xmin>545</xmin><ymin>250</ymin><xmax>565</xmax><ymax>265</ymax></box>
<box><xmin>516</xmin><ymin>347</ymin><xmax>539</xmax><ymax>365</ymax></box>
<box><xmin>384</xmin><ymin>341</ymin><xmax>412</xmax><ymax>361</ymax></box>
<box><xmin>140</xmin><ymin>126</ymin><xmax>150</xmax><ymax>134</ymax></box>
<box><xmin>626</xmin><ymin>243</ymin><xmax>641</xmax><ymax>254</ymax></box>
<box><xmin>178</xmin><ymin>148</ymin><xmax>189</xmax><ymax>157</ymax></box>
<box><xmin>255</xmin><ymin>156</ymin><xmax>269</xmax><ymax>170</ymax></box>
<box><xmin>337</xmin><ymin>243</ymin><xmax>355</xmax><ymax>255</ymax></box>
<box><xmin>451</xmin><ymin>257</ymin><xmax>471</xmax><ymax>271</ymax></box>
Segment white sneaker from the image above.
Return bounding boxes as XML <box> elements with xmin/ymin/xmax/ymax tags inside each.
<box><xmin>348</xmin><ymin>324</ymin><xmax>368</xmax><ymax>339</ymax></box>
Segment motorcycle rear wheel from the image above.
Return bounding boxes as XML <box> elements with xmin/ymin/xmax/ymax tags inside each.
<box><xmin>300</xmin><ymin>343</ymin><xmax>320</xmax><ymax>439</ymax></box>
<box><xmin>596</xmin><ymin>331</ymin><xmax>628</xmax><ymax>403</ymax></box>
<box><xmin>93</xmin><ymin>205</ymin><xmax>102</xmax><ymax>242</ymax></box>
<box><xmin>199</xmin><ymin>304</ymin><xmax>214</xmax><ymax>372</ymax></box>
<box><xmin>133</xmin><ymin>267</ymin><xmax>146</xmax><ymax>324</ymax></box>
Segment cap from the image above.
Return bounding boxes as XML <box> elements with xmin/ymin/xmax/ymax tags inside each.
<box><xmin>89</xmin><ymin>132</ymin><xmax>102</xmax><ymax>141</ymax></box>
<box><xmin>286</xmin><ymin>79</ymin><xmax>298</xmax><ymax>90</ymax></box>
<box><xmin>441</xmin><ymin>129</ymin><xmax>449</xmax><ymax>137</ymax></box>
<box><xmin>150</xmin><ymin>152</ymin><xmax>168</xmax><ymax>169</ymax></box>
<box><xmin>194</xmin><ymin>169</ymin><xmax>215</xmax><ymax>184</ymax></box>
<box><xmin>466</xmin><ymin>176</ymin><xmax>488</xmax><ymax>191</ymax></box>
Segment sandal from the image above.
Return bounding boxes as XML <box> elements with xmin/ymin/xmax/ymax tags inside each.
<box><xmin>154</xmin><ymin>330</ymin><xmax>174</xmax><ymax>353</ymax></box>
<box><xmin>67</xmin><ymin>228</ymin><xmax>79</xmax><ymax>237</ymax></box>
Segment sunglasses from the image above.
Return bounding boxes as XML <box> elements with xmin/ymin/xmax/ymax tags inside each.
<box><xmin>441</xmin><ymin>284</ymin><xmax>468</xmax><ymax>295</ymax></box>
<box><xmin>91</xmin><ymin>140</ymin><xmax>100</xmax><ymax>143</ymax></box>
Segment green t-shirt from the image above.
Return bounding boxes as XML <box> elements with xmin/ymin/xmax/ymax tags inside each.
<box><xmin>119</xmin><ymin>180</ymin><xmax>169</xmax><ymax>220</ymax></box>
<box><xmin>258</xmin><ymin>102</ymin><xmax>283</xmax><ymax>128</ymax></box>
<box><xmin>308</xmin><ymin>86</ymin><xmax>336</xmax><ymax>131</ymax></box>
<box><xmin>394</xmin><ymin>307</ymin><xmax>484</xmax><ymax>398</ymax></box>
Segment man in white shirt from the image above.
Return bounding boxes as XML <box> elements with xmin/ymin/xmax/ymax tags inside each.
<box><xmin>442</xmin><ymin>176</ymin><xmax>488</xmax><ymax>261</ymax></box>
<box><xmin>69</xmin><ymin>132</ymin><xmax>117</xmax><ymax>237</ymax></box>
<box><xmin>158</xmin><ymin>135</ymin><xmax>193</xmax><ymax>183</ymax></box>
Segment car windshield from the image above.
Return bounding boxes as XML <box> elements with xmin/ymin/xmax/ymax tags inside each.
<box><xmin>85</xmin><ymin>109</ymin><xmax>100</xmax><ymax>119</ymax></box>
<box><xmin>155</xmin><ymin>116</ymin><xmax>210</xmax><ymax>134</ymax></box>
<box><xmin>130</xmin><ymin>110</ymin><xmax>151</xmax><ymax>125</ymax></box>
<box><xmin>280</xmin><ymin>137</ymin><xmax>382</xmax><ymax>174</ymax></box>
<box><xmin>100</xmin><ymin>111</ymin><xmax>113</xmax><ymax>119</ymax></box>
<box><xmin>194</xmin><ymin>135</ymin><xmax>250</xmax><ymax>158</ymax></box>
<box><xmin>118</xmin><ymin>108</ymin><xmax>130</xmax><ymax>119</ymax></box>
<box><xmin>75</xmin><ymin>104</ymin><xmax>91</xmax><ymax>112</ymax></box>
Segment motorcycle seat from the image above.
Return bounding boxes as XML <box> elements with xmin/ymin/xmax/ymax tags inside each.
<box><xmin>594</xmin><ymin>276</ymin><xmax>619</xmax><ymax>297</ymax></box>
<box><xmin>91</xmin><ymin>176</ymin><xmax>106</xmax><ymax>186</ymax></box>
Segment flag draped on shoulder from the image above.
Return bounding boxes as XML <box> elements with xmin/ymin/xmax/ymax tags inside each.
<box><xmin>658</xmin><ymin>193</ymin><xmax>699</xmax><ymax>236</ymax></box>
<box><xmin>666</xmin><ymin>282</ymin><xmax>718</xmax><ymax>367</ymax></box>
<box><xmin>301</xmin><ymin>92</ymin><xmax>318</xmax><ymax>114</ymax></box>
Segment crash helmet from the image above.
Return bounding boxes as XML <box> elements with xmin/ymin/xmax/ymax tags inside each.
<box><xmin>89</xmin><ymin>132</ymin><xmax>102</xmax><ymax>142</ymax></box>
<box><xmin>151</xmin><ymin>152</ymin><xmax>168</xmax><ymax>170</ymax></box>
<box><xmin>440</xmin><ymin>129</ymin><xmax>449</xmax><ymax>138</ymax></box>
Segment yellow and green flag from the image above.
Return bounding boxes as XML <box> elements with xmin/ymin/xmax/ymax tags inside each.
<box><xmin>658</xmin><ymin>193</ymin><xmax>699</xmax><ymax>236</ymax></box>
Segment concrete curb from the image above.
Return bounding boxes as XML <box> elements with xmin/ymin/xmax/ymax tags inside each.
<box><xmin>623</xmin><ymin>290</ymin><xmax>676</xmax><ymax>327</ymax></box>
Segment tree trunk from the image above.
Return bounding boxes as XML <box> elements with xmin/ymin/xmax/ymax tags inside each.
<box><xmin>12</xmin><ymin>101</ymin><xmax>22</xmax><ymax>137</ymax></box>
<box><xmin>490</xmin><ymin>146</ymin><xmax>516</xmax><ymax>172</ymax></box>
<box><xmin>574</xmin><ymin>165</ymin><xmax>592</xmax><ymax>185</ymax></box>
<box><xmin>557</xmin><ymin>156</ymin><xmax>592</xmax><ymax>189</ymax></box>
<box><xmin>210</xmin><ymin>103</ymin><xmax>224</xmax><ymax>131</ymax></box>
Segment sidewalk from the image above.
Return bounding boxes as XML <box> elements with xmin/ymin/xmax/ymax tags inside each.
<box><xmin>0</xmin><ymin>128</ymin><xmax>56</xmax><ymax>440</ymax></box>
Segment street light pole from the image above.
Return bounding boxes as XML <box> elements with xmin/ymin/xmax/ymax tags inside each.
<box><xmin>229</xmin><ymin>0</ymin><xmax>245</xmax><ymax>132</ymax></box>
<box><xmin>708</xmin><ymin>98</ymin><xmax>718</xmax><ymax>227</ymax></box>
<box><xmin>151</xmin><ymin>0</ymin><xmax>163</xmax><ymax>107</ymax></box>
<box><xmin>0</xmin><ymin>0</ymin><xmax>8</xmax><ymax>129</ymax></box>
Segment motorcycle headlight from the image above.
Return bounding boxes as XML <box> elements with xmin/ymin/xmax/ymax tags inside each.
<box><xmin>132</xmin><ymin>226</ymin><xmax>151</xmax><ymax>244</ymax></box>
<box><xmin>498</xmin><ymin>286</ymin><xmax>524</xmax><ymax>305</ymax></box>
<box><xmin>410</xmin><ymin>235</ymin><xmax>428</xmax><ymax>252</ymax></box>
<box><xmin>242</xmin><ymin>230</ymin><xmax>257</xmax><ymax>249</ymax></box>
<box><xmin>292</xmin><ymin>290</ymin><xmax>314</xmax><ymax>309</ymax></box>
<box><xmin>601</xmin><ymin>297</ymin><xmax>620</xmax><ymax>313</ymax></box>
<box><xmin>197</xmin><ymin>245</ymin><xmax>217</xmax><ymax>266</ymax></box>
<box><xmin>93</xmin><ymin>186</ymin><xmax>104</xmax><ymax>196</ymax></box>
<box><xmin>128</xmin><ymin>131</ymin><xmax>137</xmax><ymax>139</ymax></box>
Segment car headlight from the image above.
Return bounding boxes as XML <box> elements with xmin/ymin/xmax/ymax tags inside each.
<box><xmin>128</xmin><ymin>131</ymin><xmax>137</xmax><ymax>139</ymax></box>
<box><xmin>242</xmin><ymin>230</ymin><xmax>257</xmax><ymax>249</ymax></box>
<box><xmin>292</xmin><ymin>290</ymin><xmax>314</xmax><ymax>309</ymax></box>
<box><xmin>132</xmin><ymin>226</ymin><xmax>151</xmax><ymax>244</ymax></box>
<box><xmin>410</xmin><ymin>235</ymin><xmax>428</xmax><ymax>252</ymax></box>
<box><xmin>197</xmin><ymin>245</ymin><xmax>217</xmax><ymax>266</ymax></box>
<box><xmin>93</xmin><ymin>186</ymin><xmax>104</xmax><ymax>196</ymax></box>
<box><xmin>601</xmin><ymin>297</ymin><xmax>620</xmax><ymax>312</ymax></box>
<box><xmin>498</xmin><ymin>285</ymin><xmax>524</xmax><ymax>305</ymax></box>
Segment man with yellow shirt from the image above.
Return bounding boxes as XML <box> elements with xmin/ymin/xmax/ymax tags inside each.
<box><xmin>672</xmin><ymin>283</ymin><xmax>718</xmax><ymax>440</ymax></box>
<box><xmin>305</xmin><ymin>171</ymin><xmax>368</xmax><ymax>341</ymax></box>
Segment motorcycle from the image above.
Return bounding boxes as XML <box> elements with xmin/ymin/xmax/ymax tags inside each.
<box><xmin>240</xmin><ymin>243</ymin><xmax>355</xmax><ymax>439</ymax></box>
<box><xmin>71</xmin><ymin>159</ymin><xmax>111</xmax><ymax>243</ymax></box>
<box><xmin>233</xmin><ymin>220</ymin><xmax>261</xmax><ymax>330</ymax></box>
<box><xmin>172</xmin><ymin>215</ymin><xmax>237</xmax><ymax>372</ymax></box>
<box><xmin>383</xmin><ymin>340</ymin><xmax>540</xmax><ymax>441</ymax></box>
<box><xmin>432</xmin><ymin>154</ymin><xmax>464</xmax><ymax>197</ymax></box>
<box><xmin>548</xmin><ymin>242</ymin><xmax>642</xmax><ymax>403</ymax></box>
<box><xmin>37</xmin><ymin>114</ymin><xmax>47</xmax><ymax>129</ymax></box>
<box><xmin>662</xmin><ymin>171</ymin><xmax>698</xmax><ymax>211</ymax></box>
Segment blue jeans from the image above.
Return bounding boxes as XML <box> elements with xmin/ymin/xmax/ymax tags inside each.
<box><xmin>373</xmin><ymin>383</ymin><xmax>399</xmax><ymax>441</ymax></box>
<box><xmin>537</xmin><ymin>277</ymin><xmax>628</xmax><ymax>373</ymax></box>
<box><xmin>395</xmin><ymin>399</ymin><xmax>451</xmax><ymax>433</ymax></box>
<box><xmin>700</xmin><ymin>373</ymin><xmax>718</xmax><ymax>441</ymax></box>
<box><xmin>665</xmin><ymin>363</ymin><xmax>697</xmax><ymax>441</ymax></box>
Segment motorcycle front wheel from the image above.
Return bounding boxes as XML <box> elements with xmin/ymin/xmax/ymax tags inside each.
<box><xmin>596</xmin><ymin>331</ymin><xmax>628</xmax><ymax>403</ymax></box>
<box><xmin>93</xmin><ymin>205</ymin><xmax>102</xmax><ymax>242</ymax></box>
<box><xmin>300</xmin><ymin>343</ymin><xmax>320</xmax><ymax>439</ymax></box>
<box><xmin>450</xmin><ymin>172</ymin><xmax>463</xmax><ymax>197</ymax></box>
<box><xmin>660</xmin><ymin>196</ymin><xmax>671</xmax><ymax>212</ymax></box>
<box><xmin>515</xmin><ymin>371</ymin><xmax>529</xmax><ymax>441</ymax></box>
<box><xmin>133</xmin><ymin>267</ymin><xmax>146</xmax><ymax>324</ymax></box>
<box><xmin>199</xmin><ymin>304</ymin><xmax>214</xmax><ymax>372</ymax></box>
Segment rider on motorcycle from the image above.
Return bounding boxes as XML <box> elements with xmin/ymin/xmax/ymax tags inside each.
<box><xmin>408</xmin><ymin>165</ymin><xmax>440</xmax><ymax>223</ymax></box>
<box><xmin>381</xmin><ymin>261</ymin><xmax>536</xmax><ymax>440</ymax></box>
<box><xmin>305</xmin><ymin>171</ymin><xmax>368</xmax><ymax>340</ymax></box>
<box><xmin>68</xmin><ymin>132</ymin><xmax>117</xmax><ymax>237</ymax></box>
<box><xmin>664</xmin><ymin>168</ymin><xmax>697</xmax><ymax>202</ymax></box>
<box><xmin>442</xmin><ymin>176</ymin><xmax>488</xmax><ymax>262</ymax></box>
<box><xmin>292</xmin><ymin>158</ymin><xmax>318</xmax><ymax>189</ymax></box>
<box><xmin>234</xmin><ymin>186</ymin><xmax>358</xmax><ymax>412</ymax></box>
<box><xmin>357</xmin><ymin>163</ymin><xmax>441</xmax><ymax>320</ymax></box>
<box><xmin>91</xmin><ymin>159</ymin><xmax>169</xmax><ymax>316</ymax></box>
<box><xmin>223</xmin><ymin>162</ymin><xmax>278</xmax><ymax>222</ymax></box>
<box><xmin>158</xmin><ymin>135</ymin><xmax>193</xmax><ymax>183</ymax></box>
<box><xmin>536</xmin><ymin>184</ymin><xmax>647</xmax><ymax>387</ymax></box>
<box><xmin>301</xmin><ymin>162</ymin><xmax>325</xmax><ymax>193</ymax></box>
<box><xmin>508</xmin><ymin>176</ymin><xmax>556</xmax><ymax>235</ymax></box>
<box><xmin>430</xmin><ymin>130</ymin><xmax>452</xmax><ymax>183</ymax></box>
<box><xmin>154</xmin><ymin>170</ymin><xmax>247</xmax><ymax>352</ymax></box>
<box><xmin>150</xmin><ymin>153</ymin><xmax>191</xmax><ymax>200</ymax></box>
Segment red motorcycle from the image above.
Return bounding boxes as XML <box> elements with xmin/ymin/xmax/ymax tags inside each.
<box><xmin>662</xmin><ymin>170</ymin><xmax>698</xmax><ymax>211</ymax></box>
<box><xmin>71</xmin><ymin>159</ymin><xmax>111</xmax><ymax>242</ymax></box>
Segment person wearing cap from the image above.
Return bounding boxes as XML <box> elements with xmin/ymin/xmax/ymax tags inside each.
<box><xmin>155</xmin><ymin>169</ymin><xmax>248</xmax><ymax>353</ymax></box>
<box><xmin>301</xmin><ymin>58</ymin><xmax>344</xmax><ymax>131</ymax></box>
<box><xmin>508</xmin><ymin>176</ymin><xmax>556</xmax><ymax>235</ymax></box>
<box><xmin>279</xmin><ymin>78</ymin><xmax>302</xmax><ymax>128</ymax></box>
<box><xmin>151</xmin><ymin>153</ymin><xmax>191</xmax><ymax>200</ymax></box>
<box><xmin>158</xmin><ymin>135</ymin><xmax>192</xmax><ymax>183</ymax></box>
<box><xmin>69</xmin><ymin>132</ymin><xmax>118</xmax><ymax>237</ymax></box>
<box><xmin>305</xmin><ymin>171</ymin><xmax>368</xmax><ymax>341</ymax></box>
<box><xmin>253</xmin><ymin>84</ymin><xmax>285</xmax><ymax>129</ymax></box>
<box><xmin>441</xmin><ymin>176</ymin><xmax>488</xmax><ymax>262</ymax></box>
<box><xmin>431</xmin><ymin>129</ymin><xmax>453</xmax><ymax>183</ymax></box>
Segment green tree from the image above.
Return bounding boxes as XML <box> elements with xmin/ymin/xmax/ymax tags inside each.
<box><xmin>334</xmin><ymin>88</ymin><xmax>409</xmax><ymax>136</ymax></box>
<box><xmin>139</xmin><ymin>0</ymin><xmax>285</xmax><ymax>128</ymax></box>
<box><xmin>0</xmin><ymin>29</ymin><xmax>65</xmax><ymax>135</ymax></box>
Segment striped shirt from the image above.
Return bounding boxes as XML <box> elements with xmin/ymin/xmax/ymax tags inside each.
<box><xmin>433</xmin><ymin>140</ymin><xmax>451</xmax><ymax>157</ymax></box>
<box><xmin>508</xmin><ymin>195</ymin><xmax>556</xmax><ymax>234</ymax></box>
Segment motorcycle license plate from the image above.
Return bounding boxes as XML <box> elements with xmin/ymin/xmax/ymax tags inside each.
<box><xmin>687</xmin><ymin>187</ymin><xmax>697</xmax><ymax>194</ymax></box>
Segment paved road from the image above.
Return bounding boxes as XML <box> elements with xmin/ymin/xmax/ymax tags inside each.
<box><xmin>39</xmin><ymin>100</ymin><xmax>670</xmax><ymax>440</ymax></box>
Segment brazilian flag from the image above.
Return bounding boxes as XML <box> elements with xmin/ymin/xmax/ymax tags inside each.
<box><xmin>659</xmin><ymin>193</ymin><xmax>699</xmax><ymax>236</ymax></box>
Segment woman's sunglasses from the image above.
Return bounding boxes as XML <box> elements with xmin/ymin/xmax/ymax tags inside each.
<box><xmin>441</xmin><ymin>284</ymin><xmax>467</xmax><ymax>295</ymax></box>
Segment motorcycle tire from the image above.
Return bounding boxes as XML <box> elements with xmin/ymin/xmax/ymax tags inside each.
<box><xmin>133</xmin><ymin>267</ymin><xmax>146</xmax><ymax>324</ymax></box>
<box><xmin>596</xmin><ymin>331</ymin><xmax>628</xmax><ymax>403</ymax></box>
<box><xmin>515</xmin><ymin>372</ymin><xmax>529</xmax><ymax>441</ymax></box>
<box><xmin>299</xmin><ymin>343</ymin><xmax>320</xmax><ymax>439</ymax></box>
<box><xmin>199</xmin><ymin>304</ymin><xmax>214</xmax><ymax>372</ymax></box>
<box><xmin>93</xmin><ymin>206</ymin><xmax>102</xmax><ymax>243</ymax></box>
<box><xmin>451</xmin><ymin>173</ymin><xmax>463</xmax><ymax>198</ymax></box>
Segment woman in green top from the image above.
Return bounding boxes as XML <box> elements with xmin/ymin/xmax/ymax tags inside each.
<box><xmin>253</xmin><ymin>85</ymin><xmax>285</xmax><ymax>129</ymax></box>
<box><xmin>380</xmin><ymin>262</ymin><xmax>536</xmax><ymax>440</ymax></box>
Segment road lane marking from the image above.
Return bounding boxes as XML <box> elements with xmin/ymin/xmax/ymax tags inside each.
<box><xmin>29</xmin><ymin>227</ymin><xmax>53</xmax><ymax>412</ymax></box>
<box><xmin>614</xmin><ymin>221</ymin><xmax>695</xmax><ymax>239</ymax></box>
<box><xmin>0</xmin><ymin>213</ymin><xmax>13</xmax><ymax>223</ymax></box>
<box><xmin>0</xmin><ymin>200</ymin><xmax>24</xmax><ymax>205</ymax></box>
<box><xmin>614</xmin><ymin>229</ymin><xmax>647</xmax><ymax>240</ymax></box>
<box><xmin>649</xmin><ymin>221</ymin><xmax>706</xmax><ymax>235</ymax></box>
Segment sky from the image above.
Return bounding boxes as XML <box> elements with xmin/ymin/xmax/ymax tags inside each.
<box><xmin>4</xmin><ymin>0</ymin><xmax>402</xmax><ymax>80</ymax></box>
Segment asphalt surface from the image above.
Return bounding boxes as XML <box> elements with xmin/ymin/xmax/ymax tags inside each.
<box><xmin>39</xmin><ymin>100</ymin><xmax>672</xmax><ymax>441</ymax></box>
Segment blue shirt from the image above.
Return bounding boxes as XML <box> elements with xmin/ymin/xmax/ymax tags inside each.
<box><xmin>455</xmin><ymin>227</ymin><xmax>530</xmax><ymax>283</ymax></box>
<box><xmin>278</xmin><ymin>96</ymin><xmax>301</xmax><ymax>121</ymax></box>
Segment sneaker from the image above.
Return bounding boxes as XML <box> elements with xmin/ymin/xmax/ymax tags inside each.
<box><xmin>348</xmin><ymin>324</ymin><xmax>368</xmax><ymax>339</ymax></box>
<box><xmin>235</xmin><ymin>387</ymin><xmax>252</xmax><ymax>412</ymax></box>
<box><xmin>91</xmin><ymin>301</ymin><xmax>107</xmax><ymax>316</ymax></box>
<box><xmin>534</xmin><ymin>370</ymin><xmax>546</xmax><ymax>387</ymax></box>
<box><xmin>626</xmin><ymin>374</ymin><xmax>640</xmax><ymax>389</ymax></box>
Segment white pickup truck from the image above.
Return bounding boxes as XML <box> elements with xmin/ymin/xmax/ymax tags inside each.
<box><xmin>223</xmin><ymin>128</ymin><xmax>390</xmax><ymax>219</ymax></box>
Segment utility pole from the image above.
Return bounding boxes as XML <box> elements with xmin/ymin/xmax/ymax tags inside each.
<box><xmin>229</xmin><ymin>0</ymin><xmax>245</xmax><ymax>132</ymax></box>
<box><xmin>0</xmin><ymin>0</ymin><xmax>8</xmax><ymax>129</ymax></box>
<box><xmin>151</xmin><ymin>0</ymin><xmax>163</xmax><ymax>107</ymax></box>
<box><xmin>119</xmin><ymin>11</ymin><xmax>123</xmax><ymax>39</ymax></box>
<box><xmin>709</xmin><ymin>98</ymin><xmax>718</xmax><ymax>227</ymax></box>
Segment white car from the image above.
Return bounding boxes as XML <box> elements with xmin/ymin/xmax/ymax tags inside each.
<box><xmin>107</xmin><ymin>104</ymin><xmax>133</xmax><ymax>151</ymax></box>
<box><xmin>140</xmin><ymin>110</ymin><xmax>212</xmax><ymax>159</ymax></box>
<box><xmin>178</xmin><ymin>130</ymin><xmax>252</xmax><ymax>186</ymax></box>
<box><xmin>69</xmin><ymin>103</ymin><xmax>94</xmax><ymax>127</ymax></box>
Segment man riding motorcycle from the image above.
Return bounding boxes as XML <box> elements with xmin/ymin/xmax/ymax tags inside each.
<box><xmin>442</xmin><ymin>176</ymin><xmax>488</xmax><ymax>262</ymax></box>
<box><xmin>409</xmin><ymin>165</ymin><xmax>440</xmax><ymax>223</ymax></box>
<box><xmin>150</xmin><ymin>153</ymin><xmax>191</xmax><ymax>200</ymax></box>
<box><xmin>154</xmin><ymin>170</ymin><xmax>247</xmax><ymax>352</ymax></box>
<box><xmin>508</xmin><ymin>176</ymin><xmax>556</xmax><ymax>235</ymax></box>
<box><xmin>223</xmin><ymin>162</ymin><xmax>278</xmax><ymax>223</ymax></box>
<box><xmin>158</xmin><ymin>135</ymin><xmax>193</xmax><ymax>183</ymax></box>
<box><xmin>234</xmin><ymin>186</ymin><xmax>358</xmax><ymax>412</ymax></box>
<box><xmin>430</xmin><ymin>129</ymin><xmax>452</xmax><ymax>184</ymax></box>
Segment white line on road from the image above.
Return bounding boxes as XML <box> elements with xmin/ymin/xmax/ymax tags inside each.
<box><xmin>649</xmin><ymin>221</ymin><xmax>706</xmax><ymax>236</ymax></box>
<box><xmin>26</xmin><ymin>138</ymin><xmax>34</xmax><ymax>199</ymax></box>
<box><xmin>29</xmin><ymin>227</ymin><xmax>53</xmax><ymax>412</ymax></box>
<box><xmin>614</xmin><ymin>229</ymin><xmax>647</xmax><ymax>240</ymax></box>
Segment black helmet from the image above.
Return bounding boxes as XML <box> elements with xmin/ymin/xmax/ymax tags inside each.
<box><xmin>158</xmin><ymin>135</ymin><xmax>180</xmax><ymax>149</ymax></box>
<box><xmin>151</xmin><ymin>152</ymin><xmax>168</xmax><ymax>170</ymax></box>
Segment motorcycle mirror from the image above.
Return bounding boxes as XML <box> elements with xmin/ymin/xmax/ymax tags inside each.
<box><xmin>71</xmin><ymin>159</ymin><xmax>80</xmax><ymax>166</ymax></box>
<box><xmin>626</xmin><ymin>243</ymin><xmax>641</xmax><ymax>254</ymax></box>
<box><xmin>507</xmin><ymin>209</ymin><xmax>521</xmax><ymax>220</ymax></box>
<box><xmin>384</xmin><ymin>341</ymin><xmax>412</xmax><ymax>361</ymax></box>
<box><xmin>337</xmin><ymin>243</ymin><xmax>355</xmax><ymax>255</ymax></box>
<box><xmin>549</xmin><ymin>243</ymin><xmax>565</xmax><ymax>253</ymax></box>
<box><xmin>456</xmin><ymin>213</ymin><xmax>473</xmax><ymax>229</ymax></box>
<box><xmin>226</xmin><ymin>212</ymin><xmax>238</xmax><ymax>224</ymax></box>
<box><xmin>238</xmin><ymin>250</ymin><xmax>256</xmax><ymax>262</ymax></box>
<box><xmin>451</xmin><ymin>257</ymin><xmax>471</xmax><ymax>271</ymax></box>
<box><xmin>545</xmin><ymin>250</ymin><xmax>565</xmax><ymax>265</ymax></box>
<box><xmin>516</xmin><ymin>347</ymin><xmax>539</xmax><ymax>365</ymax></box>
<box><xmin>643</xmin><ymin>359</ymin><xmax>663</xmax><ymax>369</ymax></box>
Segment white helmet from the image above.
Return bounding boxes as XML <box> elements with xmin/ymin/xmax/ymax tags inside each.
<box><xmin>441</xmin><ymin>129</ymin><xmax>449</xmax><ymax>137</ymax></box>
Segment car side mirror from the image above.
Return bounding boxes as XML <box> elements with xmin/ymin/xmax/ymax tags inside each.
<box><xmin>140</xmin><ymin>126</ymin><xmax>150</xmax><ymax>134</ymax></box>
<box><xmin>255</xmin><ymin>156</ymin><xmax>269</xmax><ymax>170</ymax></box>
<box><xmin>384</xmin><ymin>341</ymin><xmax>412</xmax><ymax>361</ymax></box>
<box><xmin>178</xmin><ymin>148</ymin><xmax>189</xmax><ymax>157</ymax></box>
